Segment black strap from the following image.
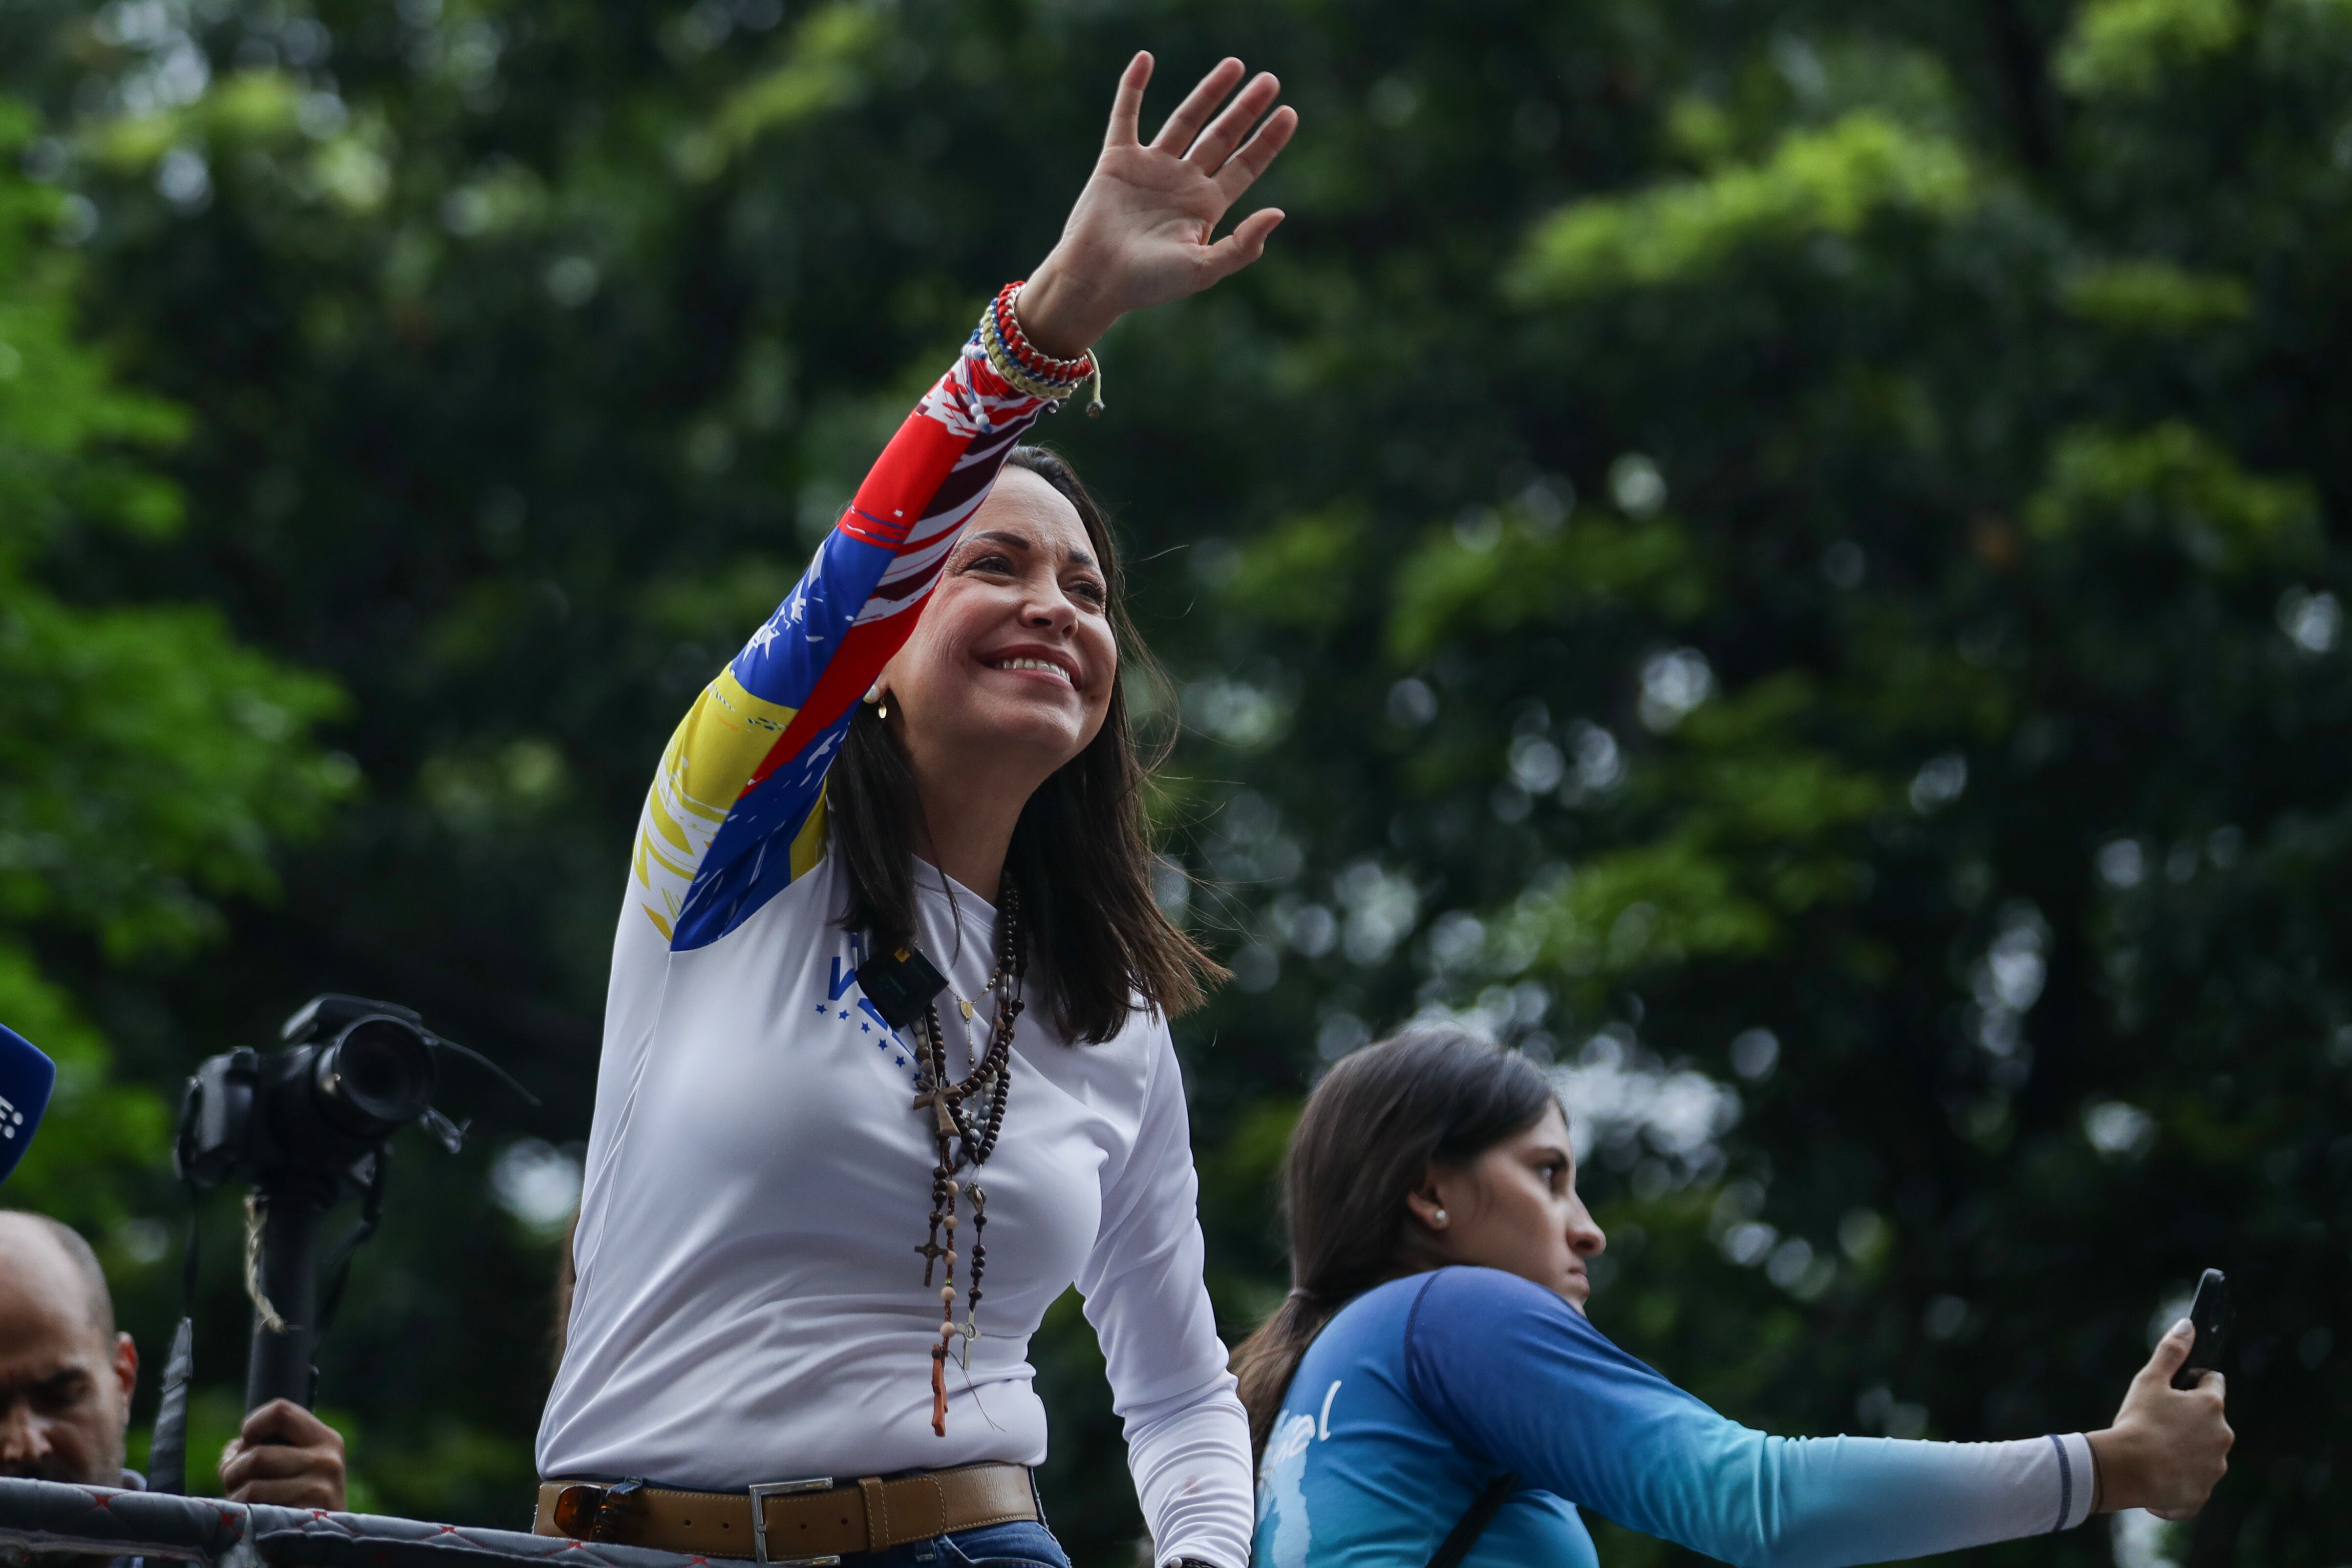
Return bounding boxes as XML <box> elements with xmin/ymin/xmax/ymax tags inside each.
<box><xmin>148</xmin><ymin>1173</ymin><xmax>204</xmax><ymax>1494</ymax></box>
<box><xmin>147</xmin><ymin>1316</ymin><xmax>194</xmax><ymax>1493</ymax></box>
<box><xmin>1426</xmin><ymin>1471</ymin><xmax>1518</xmax><ymax>1568</ymax></box>
<box><xmin>180</xmin><ymin>1172</ymin><xmax>202</xmax><ymax>1313</ymax></box>
<box><xmin>317</xmin><ymin>1148</ymin><xmax>390</xmax><ymax>1334</ymax></box>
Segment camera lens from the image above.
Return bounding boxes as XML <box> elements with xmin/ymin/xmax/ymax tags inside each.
<box><xmin>310</xmin><ymin>1017</ymin><xmax>437</xmax><ymax>1139</ymax></box>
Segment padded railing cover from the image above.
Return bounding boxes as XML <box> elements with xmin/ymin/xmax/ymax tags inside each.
<box><xmin>0</xmin><ymin>1480</ymin><xmax>703</xmax><ymax>1568</ymax></box>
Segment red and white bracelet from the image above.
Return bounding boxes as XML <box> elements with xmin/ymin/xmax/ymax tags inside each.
<box><xmin>977</xmin><ymin>280</ymin><xmax>1105</xmax><ymax>416</ymax></box>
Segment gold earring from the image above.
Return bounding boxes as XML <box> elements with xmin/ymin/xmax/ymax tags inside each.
<box><xmin>865</xmin><ymin>684</ymin><xmax>889</xmax><ymax>720</ymax></box>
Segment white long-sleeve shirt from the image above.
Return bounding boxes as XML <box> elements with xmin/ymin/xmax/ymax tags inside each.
<box><xmin>534</xmin><ymin>334</ymin><xmax>1254</xmax><ymax>1568</ymax></box>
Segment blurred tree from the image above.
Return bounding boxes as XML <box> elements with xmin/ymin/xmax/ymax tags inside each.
<box><xmin>0</xmin><ymin>95</ymin><xmax>347</xmax><ymax>1246</ymax></box>
<box><xmin>0</xmin><ymin>75</ymin><xmax>363</xmax><ymax>1509</ymax></box>
<box><xmin>0</xmin><ymin>1</ymin><xmax>2345</xmax><ymax>1564</ymax></box>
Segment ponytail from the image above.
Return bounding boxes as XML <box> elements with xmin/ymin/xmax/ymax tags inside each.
<box><xmin>1232</xmin><ymin>1029</ymin><xmax>1558</xmax><ymax>1462</ymax></box>
<box><xmin>1233</xmin><ymin>1289</ymin><xmax>1346</xmax><ymax>1460</ymax></box>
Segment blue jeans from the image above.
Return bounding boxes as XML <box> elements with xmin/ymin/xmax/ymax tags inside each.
<box><xmin>839</xmin><ymin>1520</ymin><xmax>1071</xmax><ymax>1568</ymax></box>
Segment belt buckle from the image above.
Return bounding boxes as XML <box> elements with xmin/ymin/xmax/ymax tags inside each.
<box><xmin>748</xmin><ymin>1477</ymin><xmax>837</xmax><ymax>1567</ymax></box>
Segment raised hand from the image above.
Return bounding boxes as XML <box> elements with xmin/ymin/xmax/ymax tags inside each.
<box><xmin>1018</xmin><ymin>53</ymin><xmax>1298</xmax><ymax>358</ymax></box>
<box><xmin>2087</xmin><ymin>1318</ymin><xmax>2233</xmax><ymax>1519</ymax></box>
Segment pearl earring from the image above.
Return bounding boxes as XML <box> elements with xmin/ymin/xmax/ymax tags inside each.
<box><xmin>1432</xmin><ymin>1208</ymin><xmax>1448</xmax><ymax>1227</ymax></box>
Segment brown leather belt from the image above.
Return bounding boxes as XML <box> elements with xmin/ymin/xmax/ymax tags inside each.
<box><xmin>533</xmin><ymin>1463</ymin><xmax>1040</xmax><ymax>1564</ymax></box>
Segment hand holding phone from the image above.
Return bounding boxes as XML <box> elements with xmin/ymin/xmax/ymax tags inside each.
<box><xmin>2087</xmin><ymin>1276</ymin><xmax>2235</xmax><ymax>1515</ymax></box>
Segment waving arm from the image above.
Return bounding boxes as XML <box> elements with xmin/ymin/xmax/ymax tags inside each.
<box><xmin>624</xmin><ymin>55</ymin><xmax>1295</xmax><ymax>951</ymax></box>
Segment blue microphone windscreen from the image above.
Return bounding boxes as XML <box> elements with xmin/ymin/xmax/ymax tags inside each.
<box><xmin>0</xmin><ymin>1022</ymin><xmax>56</xmax><ymax>1187</ymax></box>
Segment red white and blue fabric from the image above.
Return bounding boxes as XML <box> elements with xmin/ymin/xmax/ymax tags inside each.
<box><xmin>631</xmin><ymin>336</ymin><xmax>1049</xmax><ymax>952</ymax></box>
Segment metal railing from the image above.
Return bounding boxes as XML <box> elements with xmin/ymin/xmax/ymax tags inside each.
<box><xmin>0</xmin><ymin>1480</ymin><xmax>698</xmax><ymax>1568</ymax></box>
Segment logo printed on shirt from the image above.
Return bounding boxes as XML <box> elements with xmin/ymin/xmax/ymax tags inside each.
<box><xmin>815</xmin><ymin>933</ymin><xmax>919</xmax><ymax>1077</ymax></box>
<box><xmin>1260</xmin><ymin>1412</ymin><xmax>1318</xmax><ymax>1568</ymax></box>
<box><xmin>1255</xmin><ymin>1383</ymin><xmax>1341</xmax><ymax>1566</ymax></box>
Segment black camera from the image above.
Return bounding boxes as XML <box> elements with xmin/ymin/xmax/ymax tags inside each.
<box><xmin>170</xmin><ymin>994</ymin><xmax>532</xmax><ymax>1418</ymax></box>
<box><xmin>178</xmin><ymin>996</ymin><xmax>444</xmax><ymax>1198</ymax></box>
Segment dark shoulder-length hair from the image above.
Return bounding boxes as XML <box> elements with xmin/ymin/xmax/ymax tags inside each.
<box><xmin>827</xmin><ymin>445</ymin><xmax>1226</xmax><ymax>1044</ymax></box>
<box><xmin>1230</xmin><ymin>1027</ymin><xmax>1559</xmax><ymax>1460</ymax></box>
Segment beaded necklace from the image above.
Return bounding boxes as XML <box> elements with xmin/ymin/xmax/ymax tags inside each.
<box><xmin>909</xmin><ymin>879</ymin><xmax>1026</xmax><ymax>1437</ymax></box>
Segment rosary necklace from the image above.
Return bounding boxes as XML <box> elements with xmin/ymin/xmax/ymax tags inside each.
<box><xmin>910</xmin><ymin>879</ymin><xmax>1026</xmax><ymax>1437</ymax></box>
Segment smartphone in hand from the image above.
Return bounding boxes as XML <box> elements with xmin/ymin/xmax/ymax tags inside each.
<box><xmin>2172</xmin><ymin>1268</ymin><xmax>2231</xmax><ymax>1390</ymax></box>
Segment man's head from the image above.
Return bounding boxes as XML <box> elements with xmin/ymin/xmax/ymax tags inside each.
<box><xmin>0</xmin><ymin>1211</ymin><xmax>137</xmax><ymax>1484</ymax></box>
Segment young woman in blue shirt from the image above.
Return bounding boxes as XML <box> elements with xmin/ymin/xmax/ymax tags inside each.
<box><xmin>1236</xmin><ymin>1029</ymin><xmax>2232</xmax><ymax>1568</ymax></box>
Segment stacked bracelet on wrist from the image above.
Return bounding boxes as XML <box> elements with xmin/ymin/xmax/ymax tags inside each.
<box><xmin>978</xmin><ymin>280</ymin><xmax>1105</xmax><ymax>417</ymax></box>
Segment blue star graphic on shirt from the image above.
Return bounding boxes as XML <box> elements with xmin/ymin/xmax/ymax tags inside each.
<box><xmin>814</xmin><ymin>1003</ymin><xmax>828</xmax><ymax>1015</ymax></box>
<box><xmin>838</xmin><ymin>1010</ymin><xmax>850</xmax><ymax>1020</ymax></box>
<box><xmin>860</xmin><ymin>1022</ymin><xmax>871</xmax><ymax>1033</ymax></box>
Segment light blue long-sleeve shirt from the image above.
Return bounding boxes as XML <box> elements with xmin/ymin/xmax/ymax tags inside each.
<box><xmin>1253</xmin><ymin>1267</ymin><xmax>2094</xmax><ymax>1568</ymax></box>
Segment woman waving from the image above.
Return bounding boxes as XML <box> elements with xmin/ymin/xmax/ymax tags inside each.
<box><xmin>535</xmin><ymin>53</ymin><xmax>1296</xmax><ymax>1568</ymax></box>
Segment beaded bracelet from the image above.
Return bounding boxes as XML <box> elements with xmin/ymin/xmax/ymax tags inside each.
<box><xmin>990</xmin><ymin>281</ymin><xmax>1091</xmax><ymax>381</ymax></box>
<box><xmin>977</xmin><ymin>281</ymin><xmax>1106</xmax><ymax>417</ymax></box>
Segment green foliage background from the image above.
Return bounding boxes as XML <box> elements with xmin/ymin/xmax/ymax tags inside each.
<box><xmin>3</xmin><ymin>0</ymin><xmax>2348</xmax><ymax>1563</ymax></box>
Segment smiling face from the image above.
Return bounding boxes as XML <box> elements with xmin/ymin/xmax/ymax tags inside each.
<box><xmin>1407</xmin><ymin>1103</ymin><xmax>1608</xmax><ymax>1311</ymax></box>
<box><xmin>879</xmin><ymin>466</ymin><xmax>1118</xmax><ymax>778</ymax></box>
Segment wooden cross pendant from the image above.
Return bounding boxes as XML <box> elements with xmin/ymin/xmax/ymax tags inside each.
<box><xmin>911</xmin><ymin>1088</ymin><xmax>958</xmax><ymax>1138</ymax></box>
